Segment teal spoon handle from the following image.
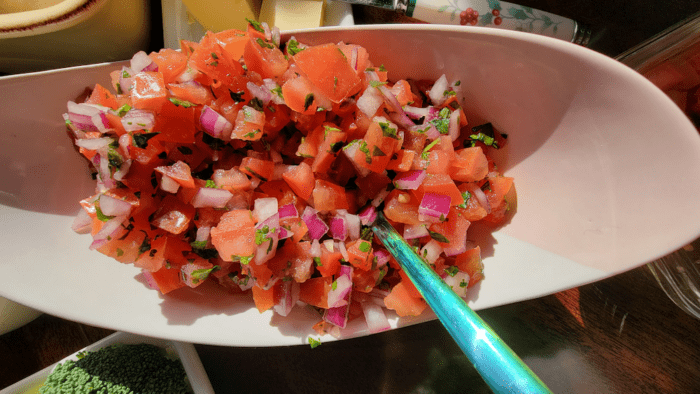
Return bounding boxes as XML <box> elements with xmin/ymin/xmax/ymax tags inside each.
<box><xmin>371</xmin><ymin>212</ymin><xmax>552</xmax><ymax>394</ymax></box>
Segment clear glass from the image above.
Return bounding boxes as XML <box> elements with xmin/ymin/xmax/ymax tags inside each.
<box><xmin>617</xmin><ymin>11</ymin><xmax>700</xmax><ymax>319</ymax></box>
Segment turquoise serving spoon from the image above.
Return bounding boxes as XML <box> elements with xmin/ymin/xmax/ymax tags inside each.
<box><xmin>371</xmin><ymin>212</ymin><xmax>552</xmax><ymax>394</ymax></box>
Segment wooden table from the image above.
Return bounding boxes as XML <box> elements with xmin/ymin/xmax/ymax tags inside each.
<box><xmin>2</xmin><ymin>1</ymin><xmax>700</xmax><ymax>393</ymax></box>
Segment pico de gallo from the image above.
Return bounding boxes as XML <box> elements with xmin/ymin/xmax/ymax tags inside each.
<box><xmin>66</xmin><ymin>20</ymin><xmax>515</xmax><ymax>336</ymax></box>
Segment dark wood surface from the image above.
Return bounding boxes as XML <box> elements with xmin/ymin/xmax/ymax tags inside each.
<box><xmin>2</xmin><ymin>1</ymin><xmax>700</xmax><ymax>393</ymax></box>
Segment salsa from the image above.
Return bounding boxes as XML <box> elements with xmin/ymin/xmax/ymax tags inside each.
<box><xmin>66</xmin><ymin>21</ymin><xmax>515</xmax><ymax>335</ymax></box>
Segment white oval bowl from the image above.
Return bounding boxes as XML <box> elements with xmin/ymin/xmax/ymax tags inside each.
<box><xmin>0</xmin><ymin>25</ymin><xmax>698</xmax><ymax>346</ymax></box>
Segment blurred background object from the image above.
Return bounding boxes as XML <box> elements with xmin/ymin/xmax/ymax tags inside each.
<box><xmin>0</xmin><ymin>0</ymin><xmax>151</xmax><ymax>74</ymax></box>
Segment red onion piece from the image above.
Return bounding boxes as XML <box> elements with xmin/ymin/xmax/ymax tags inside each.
<box><xmin>301</xmin><ymin>206</ymin><xmax>328</xmax><ymax>240</ymax></box>
<box><xmin>99</xmin><ymin>194</ymin><xmax>133</xmax><ymax>217</ymax></box>
<box><xmin>465</xmin><ymin>183</ymin><xmax>492</xmax><ymax>214</ymax></box>
<box><xmin>273</xmin><ymin>280</ymin><xmax>299</xmax><ymax>317</ymax></box>
<box><xmin>341</xmin><ymin>141</ymin><xmax>371</xmax><ymax>177</ymax></box>
<box><xmin>278</xmin><ymin>227</ymin><xmax>292</xmax><ymax>240</ymax></box>
<box><xmin>329</xmin><ymin>215</ymin><xmax>347</xmax><ymax>241</ymax></box>
<box><xmin>118</xmin><ymin>66</ymin><xmax>135</xmax><ymax>92</ymax></box>
<box><xmin>373</xmin><ymin>249</ymin><xmax>391</xmax><ymax>268</ymax></box>
<box><xmin>71</xmin><ymin>209</ymin><xmax>92</xmax><ymax>234</ymax></box>
<box><xmin>366</xmin><ymin>70</ymin><xmax>415</xmax><ymax>129</ymax></box>
<box><xmin>356</xmin><ymin>84</ymin><xmax>384</xmax><ymax>118</ymax></box>
<box><xmin>141</xmin><ymin>270</ymin><xmax>159</xmax><ymax>290</ymax></box>
<box><xmin>443</xmin><ymin>270</ymin><xmax>470</xmax><ymax>298</ymax></box>
<box><xmin>428</xmin><ymin>74</ymin><xmax>449</xmax><ymax>106</ymax></box>
<box><xmin>358</xmin><ymin>205</ymin><xmax>377</xmax><ymax>226</ymax></box>
<box><xmin>403</xmin><ymin>224</ymin><xmax>429</xmax><ymax>240</ymax></box>
<box><xmin>371</xmin><ymin>187</ymin><xmax>391</xmax><ymax>207</ymax></box>
<box><xmin>418</xmin><ymin>192</ymin><xmax>451</xmax><ymax>220</ymax></box>
<box><xmin>344</xmin><ymin>213</ymin><xmax>361</xmax><ymax>240</ymax></box>
<box><xmin>74</xmin><ymin>137</ymin><xmax>113</xmax><ymax>151</ymax></box>
<box><xmin>92</xmin><ymin>215</ymin><xmax>128</xmax><ymax>242</ymax></box>
<box><xmin>421</xmin><ymin>239</ymin><xmax>443</xmax><ymax>265</ymax></box>
<box><xmin>362</xmin><ymin>300</ymin><xmax>391</xmax><ymax>333</ymax></box>
<box><xmin>130</xmin><ymin>51</ymin><xmax>158</xmax><ymax>73</ymax></box>
<box><xmin>403</xmin><ymin>105</ymin><xmax>431</xmax><ymax>120</ymax></box>
<box><xmin>323</xmin><ymin>265</ymin><xmax>354</xmax><ymax>328</ymax></box>
<box><xmin>278</xmin><ymin>203</ymin><xmax>298</xmax><ymax>219</ymax></box>
<box><xmin>67</xmin><ymin>101</ymin><xmax>110</xmax><ymax>133</ymax></box>
<box><xmin>247</xmin><ymin>81</ymin><xmax>273</xmax><ymax>105</ymax></box>
<box><xmin>310</xmin><ymin>239</ymin><xmax>321</xmax><ymax>258</ymax></box>
<box><xmin>448</xmin><ymin>108</ymin><xmax>461</xmax><ymax>142</ymax></box>
<box><xmin>200</xmin><ymin>106</ymin><xmax>233</xmax><ymax>141</ymax></box>
<box><xmin>121</xmin><ymin>109</ymin><xmax>155</xmax><ymax>132</ymax></box>
<box><xmin>254</xmin><ymin>197</ymin><xmax>278</xmax><ymax>223</ymax></box>
<box><xmin>190</xmin><ymin>187</ymin><xmax>233</xmax><ymax>208</ymax></box>
<box><xmin>338</xmin><ymin>241</ymin><xmax>350</xmax><ymax>262</ymax></box>
<box><xmin>255</xmin><ymin>213</ymin><xmax>280</xmax><ymax>265</ymax></box>
<box><xmin>394</xmin><ymin>170</ymin><xmax>426</xmax><ymax>190</ymax></box>
<box><xmin>159</xmin><ymin>174</ymin><xmax>180</xmax><ymax>193</ymax></box>
<box><xmin>195</xmin><ymin>226</ymin><xmax>211</xmax><ymax>243</ymax></box>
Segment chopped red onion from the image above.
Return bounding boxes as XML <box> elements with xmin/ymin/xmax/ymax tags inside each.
<box><xmin>118</xmin><ymin>66</ymin><xmax>135</xmax><ymax>92</ymax></box>
<box><xmin>428</xmin><ymin>74</ymin><xmax>449</xmax><ymax>106</ymax></box>
<box><xmin>200</xmin><ymin>106</ymin><xmax>233</xmax><ymax>140</ymax></box>
<box><xmin>368</xmin><ymin>287</ymin><xmax>390</xmax><ymax>300</ymax></box>
<box><xmin>358</xmin><ymin>205</ymin><xmax>377</xmax><ymax>226</ymax></box>
<box><xmin>310</xmin><ymin>239</ymin><xmax>321</xmax><ymax>258</ymax></box>
<box><xmin>195</xmin><ymin>226</ymin><xmax>211</xmax><ymax>243</ymax></box>
<box><xmin>278</xmin><ymin>227</ymin><xmax>292</xmax><ymax>240</ymax></box>
<box><xmin>176</xmin><ymin>66</ymin><xmax>198</xmax><ymax>83</ymax></box>
<box><xmin>366</xmin><ymin>70</ymin><xmax>415</xmax><ymax>129</ymax></box>
<box><xmin>356</xmin><ymin>84</ymin><xmax>384</xmax><ymax>118</ymax></box>
<box><xmin>350</xmin><ymin>47</ymin><xmax>358</xmax><ymax>71</ymax></box>
<box><xmin>254</xmin><ymin>197</ymin><xmax>278</xmax><ymax>223</ymax></box>
<box><xmin>403</xmin><ymin>224</ymin><xmax>429</xmax><ymax>240</ymax></box>
<box><xmin>255</xmin><ymin>213</ymin><xmax>280</xmax><ymax>265</ymax></box>
<box><xmin>247</xmin><ymin>81</ymin><xmax>273</xmax><ymax>105</ymax></box>
<box><xmin>130</xmin><ymin>51</ymin><xmax>158</xmax><ymax>73</ymax></box>
<box><xmin>338</xmin><ymin>241</ymin><xmax>350</xmax><ymax>262</ymax></box>
<box><xmin>278</xmin><ymin>203</ymin><xmax>298</xmax><ymax>219</ymax></box>
<box><xmin>326</xmin><ymin>274</ymin><xmax>352</xmax><ymax>308</ymax></box>
<box><xmin>404</xmin><ymin>105</ymin><xmax>431</xmax><ymax>120</ymax></box>
<box><xmin>323</xmin><ymin>265</ymin><xmax>353</xmax><ymax>328</ymax></box>
<box><xmin>159</xmin><ymin>174</ymin><xmax>180</xmax><ymax>193</ymax></box>
<box><xmin>301</xmin><ymin>206</ymin><xmax>328</xmax><ymax>240</ymax></box>
<box><xmin>418</xmin><ymin>192</ymin><xmax>451</xmax><ymax>220</ymax></box>
<box><xmin>264</xmin><ymin>79</ymin><xmax>285</xmax><ymax>105</ymax></box>
<box><xmin>92</xmin><ymin>215</ymin><xmax>128</xmax><ymax>242</ymax></box>
<box><xmin>323</xmin><ymin>239</ymin><xmax>335</xmax><ymax>252</ymax></box>
<box><xmin>443</xmin><ymin>270</ymin><xmax>470</xmax><ymax>298</ymax></box>
<box><xmin>273</xmin><ymin>280</ymin><xmax>299</xmax><ymax>317</ymax></box>
<box><xmin>341</xmin><ymin>141</ymin><xmax>371</xmax><ymax>177</ymax></box>
<box><xmin>443</xmin><ymin>237</ymin><xmax>467</xmax><ymax>257</ymax></box>
<box><xmin>329</xmin><ymin>215</ymin><xmax>347</xmax><ymax>241</ymax></box>
<box><xmin>373</xmin><ymin>249</ymin><xmax>391</xmax><ymax>268</ymax></box>
<box><xmin>394</xmin><ymin>170</ymin><xmax>426</xmax><ymax>190</ymax></box>
<box><xmin>362</xmin><ymin>300</ymin><xmax>391</xmax><ymax>334</ymax></box>
<box><xmin>74</xmin><ymin>137</ymin><xmax>113</xmax><ymax>151</ymax></box>
<box><xmin>371</xmin><ymin>187</ymin><xmax>391</xmax><ymax>207</ymax></box>
<box><xmin>448</xmin><ymin>108</ymin><xmax>461</xmax><ymax>142</ymax></box>
<box><xmin>99</xmin><ymin>194</ymin><xmax>133</xmax><ymax>217</ymax></box>
<box><xmin>121</xmin><ymin>109</ymin><xmax>155</xmax><ymax>132</ymax></box>
<box><xmin>344</xmin><ymin>213</ymin><xmax>361</xmax><ymax>240</ymax></box>
<box><xmin>190</xmin><ymin>187</ymin><xmax>233</xmax><ymax>208</ymax></box>
<box><xmin>141</xmin><ymin>270</ymin><xmax>159</xmax><ymax>290</ymax></box>
<box><xmin>421</xmin><ymin>239</ymin><xmax>443</xmax><ymax>265</ymax></box>
<box><xmin>465</xmin><ymin>183</ymin><xmax>492</xmax><ymax>214</ymax></box>
<box><xmin>67</xmin><ymin>101</ymin><xmax>110</xmax><ymax>133</ymax></box>
<box><xmin>71</xmin><ymin>209</ymin><xmax>93</xmax><ymax>234</ymax></box>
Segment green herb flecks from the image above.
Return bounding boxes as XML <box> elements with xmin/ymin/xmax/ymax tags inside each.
<box><xmin>428</xmin><ymin>230</ymin><xmax>450</xmax><ymax>243</ymax></box>
<box><xmin>131</xmin><ymin>132</ymin><xmax>160</xmax><ymax>149</ymax></box>
<box><xmin>169</xmin><ymin>97</ymin><xmax>196</xmax><ymax>108</ymax></box>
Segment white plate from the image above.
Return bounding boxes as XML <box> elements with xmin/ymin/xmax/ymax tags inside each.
<box><xmin>0</xmin><ymin>25</ymin><xmax>699</xmax><ymax>347</ymax></box>
<box><xmin>0</xmin><ymin>331</ymin><xmax>214</xmax><ymax>394</ymax></box>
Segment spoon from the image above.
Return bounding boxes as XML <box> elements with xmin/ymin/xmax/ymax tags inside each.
<box><xmin>371</xmin><ymin>212</ymin><xmax>552</xmax><ymax>393</ymax></box>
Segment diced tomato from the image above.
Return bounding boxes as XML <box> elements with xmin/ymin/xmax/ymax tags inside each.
<box><xmin>243</xmin><ymin>35</ymin><xmax>289</xmax><ymax>79</ymax></box>
<box><xmin>298</xmin><ymin>276</ymin><xmax>332</xmax><ymax>308</ymax></box>
<box><xmin>86</xmin><ymin>84</ymin><xmax>120</xmax><ymax>110</ymax></box>
<box><xmin>282</xmin><ymin>162</ymin><xmax>315</xmax><ymax>201</ymax></box>
<box><xmin>210</xmin><ymin>210</ymin><xmax>256</xmax><ymax>262</ymax></box>
<box><xmin>149</xmin><ymin>48</ymin><xmax>188</xmax><ymax>84</ymax></box>
<box><xmin>150</xmin><ymin>194</ymin><xmax>195</xmax><ymax>235</ymax></box>
<box><xmin>293</xmin><ymin>43</ymin><xmax>362</xmax><ymax>102</ymax></box>
<box><xmin>131</xmin><ymin>72</ymin><xmax>168</xmax><ymax>113</ymax></box>
<box><xmin>384</xmin><ymin>281</ymin><xmax>428</xmax><ymax>317</ymax></box>
<box><xmin>312</xmin><ymin>179</ymin><xmax>349</xmax><ymax>212</ymax></box>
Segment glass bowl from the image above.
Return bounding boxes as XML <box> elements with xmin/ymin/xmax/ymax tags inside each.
<box><xmin>617</xmin><ymin>11</ymin><xmax>700</xmax><ymax>318</ymax></box>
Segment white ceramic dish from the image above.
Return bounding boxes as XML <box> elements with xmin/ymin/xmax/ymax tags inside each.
<box><xmin>0</xmin><ymin>25</ymin><xmax>699</xmax><ymax>347</ymax></box>
<box><xmin>0</xmin><ymin>331</ymin><xmax>214</xmax><ymax>394</ymax></box>
<box><xmin>0</xmin><ymin>296</ymin><xmax>41</xmax><ymax>336</ymax></box>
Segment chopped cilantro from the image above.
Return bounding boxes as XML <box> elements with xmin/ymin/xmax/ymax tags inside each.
<box><xmin>210</xmin><ymin>52</ymin><xmax>219</xmax><ymax>60</ymax></box>
<box><xmin>469</xmin><ymin>132</ymin><xmax>498</xmax><ymax>148</ymax></box>
<box><xmin>246</xmin><ymin>18</ymin><xmax>265</xmax><ymax>33</ymax></box>
<box><xmin>358</xmin><ymin>141</ymin><xmax>372</xmax><ymax>164</ymax></box>
<box><xmin>205</xmin><ymin>180</ymin><xmax>217</xmax><ymax>188</ymax></box>
<box><xmin>369</xmin><ymin>80</ymin><xmax>387</xmax><ymax>88</ymax></box>
<box><xmin>303</xmin><ymin>94</ymin><xmax>315</xmax><ymax>111</ymax></box>
<box><xmin>313</xmin><ymin>256</ymin><xmax>322</xmax><ymax>266</ymax></box>
<box><xmin>429</xmin><ymin>107</ymin><xmax>452</xmax><ymax>135</ymax></box>
<box><xmin>287</xmin><ymin>39</ymin><xmax>304</xmax><ymax>56</ymax></box>
<box><xmin>190</xmin><ymin>240</ymin><xmax>208</xmax><ymax>249</ymax></box>
<box><xmin>457</xmin><ymin>191</ymin><xmax>471</xmax><ymax>209</ymax></box>
<box><xmin>379</xmin><ymin>122</ymin><xmax>399</xmax><ymax>139</ymax></box>
<box><xmin>94</xmin><ymin>204</ymin><xmax>114</xmax><ymax>222</ymax></box>
<box><xmin>358</xmin><ymin>241</ymin><xmax>371</xmax><ymax>253</ymax></box>
<box><xmin>131</xmin><ymin>132</ymin><xmax>160</xmax><ymax>149</ymax></box>
<box><xmin>372</xmin><ymin>146</ymin><xmax>386</xmax><ymax>157</ymax></box>
<box><xmin>308</xmin><ymin>337</ymin><xmax>321</xmax><ymax>348</ymax></box>
<box><xmin>116</xmin><ymin>104</ymin><xmax>131</xmax><ymax>116</ymax></box>
<box><xmin>230</xmin><ymin>90</ymin><xmax>246</xmax><ymax>103</ymax></box>
<box><xmin>444</xmin><ymin>266</ymin><xmax>459</xmax><ymax>277</ymax></box>
<box><xmin>428</xmin><ymin>230</ymin><xmax>450</xmax><ymax>243</ymax></box>
<box><xmin>256</xmin><ymin>38</ymin><xmax>274</xmax><ymax>49</ymax></box>
<box><xmin>169</xmin><ymin>97</ymin><xmax>196</xmax><ymax>108</ymax></box>
<box><xmin>249</xmin><ymin>97</ymin><xmax>264</xmax><ymax>111</ymax></box>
